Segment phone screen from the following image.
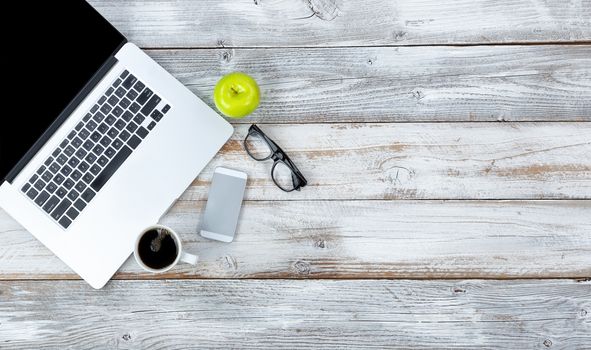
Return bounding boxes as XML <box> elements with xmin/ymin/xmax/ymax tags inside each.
<box><xmin>200</xmin><ymin>168</ymin><xmax>247</xmax><ymax>242</ymax></box>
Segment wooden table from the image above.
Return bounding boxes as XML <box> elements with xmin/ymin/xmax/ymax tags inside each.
<box><xmin>1</xmin><ymin>1</ymin><xmax>590</xmax><ymax>348</ymax></box>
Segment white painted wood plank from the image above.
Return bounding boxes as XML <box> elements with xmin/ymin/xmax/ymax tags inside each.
<box><xmin>88</xmin><ymin>0</ymin><xmax>591</xmax><ymax>47</ymax></box>
<box><xmin>1</xmin><ymin>200</ymin><xmax>589</xmax><ymax>279</ymax></box>
<box><xmin>193</xmin><ymin>123</ymin><xmax>589</xmax><ymax>200</ymax></box>
<box><xmin>147</xmin><ymin>46</ymin><xmax>591</xmax><ymax>123</ymax></box>
<box><xmin>1</xmin><ymin>279</ymin><xmax>589</xmax><ymax>349</ymax></box>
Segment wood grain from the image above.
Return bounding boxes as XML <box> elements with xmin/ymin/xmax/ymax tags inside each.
<box><xmin>1</xmin><ymin>279</ymin><xmax>589</xmax><ymax>349</ymax></box>
<box><xmin>190</xmin><ymin>123</ymin><xmax>589</xmax><ymax>200</ymax></box>
<box><xmin>146</xmin><ymin>45</ymin><xmax>591</xmax><ymax>122</ymax></box>
<box><xmin>88</xmin><ymin>0</ymin><xmax>591</xmax><ymax>47</ymax></box>
<box><xmin>1</xmin><ymin>200</ymin><xmax>589</xmax><ymax>279</ymax></box>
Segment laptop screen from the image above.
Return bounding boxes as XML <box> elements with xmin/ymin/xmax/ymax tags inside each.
<box><xmin>1</xmin><ymin>1</ymin><xmax>125</xmax><ymax>182</ymax></box>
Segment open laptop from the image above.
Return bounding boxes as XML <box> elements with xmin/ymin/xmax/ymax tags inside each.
<box><xmin>0</xmin><ymin>1</ymin><xmax>233</xmax><ymax>288</ymax></box>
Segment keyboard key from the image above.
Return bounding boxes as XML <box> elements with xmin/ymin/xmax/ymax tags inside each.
<box><xmin>71</xmin><ymin>170</ymin><xmax>82</xmax><ymax>181</ymax></box>
<box><xmin>128</xmin><ymin>135</ymin><xmax>142</xmax><ymax>149</ymax></box>
<box><xmin>122</xmin><ymin>111</ymin><xmax>133</xmax><ymax>122</ymax></box>
<box><xmin>26</xmin><ymin>188</ymin><xmax>39</xmax><ymax>200</ymax></box>
<box><xmin>43</xmin><ymin>196</ymin><xmax>60</xmax><ymax>214</ymax></box>
<box><xmin>34</xmin><ymin>179</ymin><xmax>46</xmax><ymax>191</ymax></box>
<box><xmin>86</xmin><ymin>120</ymin><xmax>98</xmax><ymax>131</ymax></box>
<box><xmin>59</xmin><ymin>216</ymin><xmax>72</xmax><ymax>229</ymax></box>
<box><xmin>98</xmin><ymin>123</ymin><xmax>109</xmax><ymax>133</ymax></box>
<box><xmin>122</xmin><ymin>74</ymin><xmax>137</xmax><ymax>89</ymax></box>
<box><xmin>60</xmin><ymin>139</ymin><xmax>68</xmax><ymax>148</ymax></box>
<box><xmin>150</xmin><ymin>110</ymin><xmax>163</xmax><ymax>122</ymax></box>
<box><xmin>105</xmin><ymin>147</ymin><xmax>116</xmax><ymax>158</ymax></box>
<box><xmin>141</xmin><ymin>95</ymin><xmax>161</xmax><ymax>116</ymax></box>
<box><xmin>91</xmin><ymin>146</ymin><xmax>132</xmax><ymax>192</ymax></box>
<box><xmin>97</xmin><ymin>156</ymin><xmax>108</xmax><ymax>166</ymax></box>
<box><xmin>118</xmin><ymin>97</ymin><xmax>131</xmax><ymax>109</ymax></box>
<box><xmin>66</xmin><ymin>208</ymin><xmax>80</xmax><ymax>220</ymax></box>
<box><xmin>44</xmin><ymin>157</ymin><xmax>54</xmax><ymax>166</ymax></box>
<box><xmin>83</xmin><ymin>140</ymin><xmax>94</xmax><ymax>151</ymax></box>
<box><xmin>99</xmin><ymin>136</ymin><xmax>111</xmax><ymax>147</ymax></box>
<box><xmin>93</xmin><ymin>112</ymin><xmax>105</xmax><ymax>123</ymax></box>
<box><xmin>98</xmin><ymin>95</ymin><xmax>107</xmax><ymax>105</ymax></box>
<box><xmin>114</xmin><ymin>87</ymin><xmax>126</xmax><ymax>98</ymax></box>
<box><xmin>41</xmin><ymin>171</ymin><xmax>52</xmax><ymax>182</ymax></box>
<box><xmin>107</xmin><ymin>95</ymin><xmax>119</xmax><ymax>106</ymax></box>
<box><xmin>67</xmin><ymin>189</ymin><xmax>79</xmax><ymax>201</ymax></box>
<box><xmin>68</xmin><ymin>157</ymin><xmax>80</xmax><ymax>168</ymax></box>
<box><xmin>46</xmin><ymin>182</ymin><xmax>57</xmax><ymax>193</ymax></box>
<box><xmin>100</xmin><ymin>103</ymin><xmax>112</xmax><ymax>115</ymax></box>
<box><xmin>106</xmin><ymin>87</ymin><xmax>114</xmax><ymax>96</ymax></box>
<box><xmin>112</xmin><ymin>139</ymin><xmax>123</xmax><ymax>150</ymax></box>
<box><xmin>75</xmin><ymin>148</ymin><xmax>87</xmax><ymax>159</ymax></box>
<box><xmin>81</xmin><ymin>188</ymin><xmax>96</xmax><ymax>202</ymax></box>
<box><xmin>49</xmin><ymin>162</ymin><xmax>60</xmax><ymax>174</ymax></box>
<box><xmin>52</xmin><ymin>148</ymin><xmax>61</xmax><ymax>157</ymax></box>
<box><xmin>63</xmin><ymin>179</ymin><xmax>75</xmax><ymax>189</ymax></box>
<box><xmin>73</xmin><ymin>199</ymin><xmax>87</xmax><ymax>211</ymax></box>
<box><xmin>134</xmin><ymin>114</ymin><xmax>146</xmax><ymax>125</ymax></box>
<box><xmin>133</xmin><ymin>80</ymin><xmax>145</xmax><ymax>92</ymax></box>
<box><xmin>119</xmin><ymin>130</ymin><xmax>131</xmax><ymax>141</ymax></box>
<box><xmin>35</xmin><ymin>191</ymin><xmax>50</xmax><ymax>206</ymax></box>
<box><xmin>89</xmin><ymin>105</ymin><xmax>98</xmax><ymax>114</ymax></box>
<box><xmin>21</xmin><ymin>183</ymin><xmax>31</xmax><ymax>193</ymax></box>
<box><xmin>66</xmin><ymin>207</ymin><xmax>80</xmax><ymax>220</ymax></box>
<box><xmin>56</xmin><ymin>187</ymin><xmax>67</xmax><ymax>198</ymax></box>
<box><xmin>85</xmin><ymin>153</ymin><xmax>97</xmax><ymax>163</ymax></box>
<box><xmin>136</xmin><ymin>127</ymin><xmax>149</xmax><ymax>139</ymax></box>
<box><xmin>113</xmin><ymin>78</ymin><xmax>122</xmax><ymax>88</ymax></box>
<box><xmin>75</xmin><ymin>181</ymin><xmax>86</xmax><ymax>192</ymax></box>
<box><xmin>120</xmin><ymin>70</ymin><xmax>129</xmax><ymax>79</ymax></box>
<box><xmin>108</xmin><ymin>127</ymin><xmax>118</xmax><ymax>138</ymax></box>
<box><xmin>71</xmin><ymin>137</ymin><xmax>83</xmax><ymax>148</ymax></box>
<box><xmin>129</xmin><ymin>102</ymin><xmax>140</xmax><ymax>113</ymax></box>
<box><xmin>79</xmin><ymin>128</ymin><xmax>90</xmax><ymax>140</ymax></box>
<box><xmin>105</xmin><ymin>115</ymin><xmax>116</xmax><ymax>125</ymax></box>
<box><xmin>147</xmin><ymin>121</ymin><xmax>157</xmax><ymax>131</ymax></box>
<box><xmin>126</xmin><ymin>89</ymin><xmax>138</xmax><ymax>100</ymax></box>
<box><xmin>126</xmin><ymin>122</ymin><xmax>138</xmax><ymax>133</ymax></box>
<box><xmin>64</xmin><ymin>146</ymin><xmax>75</xmax><ymax>156</ymax></box>
<box><xmin>90</xmin><ymin>164</ymin><xmax>101</xmax><ymax>175</ymax></box>
<box><xmin>75</xmin><ymin>122</ymin><xmax>84</xmax><ymax>131</ymax></box>
<box><xmin>36</xmin><ymin>166</ymin><xmax>46</xmax><ymax>175</ymax></box>
<box><xmin>90</xmin><ymin>132</ymin><xmax>101</xmax><ymax>142</ymax></box>
<box><xmin>162</xmin><ymin>104</ymin><xmax>170</xmax><ymax>113</ymax></box>
<box><xmin>51</xmin><ymin>199</ymin><xmax>72</xmax><ymax>221</ymax></box>
<box><xmin>54</xmin><ymin>174</ymin><xmax>65</xmax><ymax>185</ymax></box>
<box><xmin>114</xmin><ymin>106</ymin><xmax>125</xmax><ymax>117</ymax></box>
<box><xmin>92</xmin><ymin>144</ymin><xmax>104</xmax><ymax>155</ymax></box>
<box><xmin>29</xmin><ymin>174</ymin><xmax>39</xmax><ymax>184</ymax></box>
<box><xmin>60</xmin><ymin>165</ymin><xmax>72</xmax><ymax>176</ymax></box>
<box><xmin>83</xmin><ymin>172</ymin><xmax>94</xmax><ymax>184</ymax></box>
<box><xmin>78</xmin><ymin>161</ymin><xmax>89</xmax><ymax>172</ymax></box>
<box><xmin>67</xmin><ymin>131</ymin><xmax>76</xmax><ymax>140</ymax></box>
<box><xmin>137</xmin><ymin>88</ymin><xmax>153</xmax><ymax>105</ymax></box>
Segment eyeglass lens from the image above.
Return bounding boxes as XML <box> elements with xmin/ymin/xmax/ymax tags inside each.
<box><xmin>244</xmin><ymin>132</ymin><xmax>272</xmax><ymax>160</ymax></box>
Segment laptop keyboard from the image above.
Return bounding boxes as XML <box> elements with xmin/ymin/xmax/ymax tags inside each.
<box><xmin>20</xmin><ymin>70</ymin><xmax>171</xmax><ymax>229</ymax></box>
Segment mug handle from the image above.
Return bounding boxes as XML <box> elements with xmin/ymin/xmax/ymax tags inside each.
<box><xmin>180</xmin><ymin>251</ymin><xmax>198</xmax><ymax>265</ymax></box>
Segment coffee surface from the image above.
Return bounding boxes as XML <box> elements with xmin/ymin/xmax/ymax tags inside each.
<box><xmin>138</xmin><ymin>229</ymin><xmax>178</xmax><ymax>270</ymax></box>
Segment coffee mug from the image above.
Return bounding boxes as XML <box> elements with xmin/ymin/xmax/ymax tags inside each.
<box><xmin>134</xmin><ymin>224</ymin><xmax>198</xmax><ymax>273</ymax></box>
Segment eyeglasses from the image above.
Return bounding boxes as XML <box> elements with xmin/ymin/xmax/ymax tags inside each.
<box><xmin>244</xmin><ymin>124</ymin><xmax>307</xmax><ymax>192</ymax></box>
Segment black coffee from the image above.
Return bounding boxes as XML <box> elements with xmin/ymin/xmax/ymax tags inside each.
<box><xmin>137</xmin><ymin>229</ymin><xmax>178</xmax><ymax>270</ymax></box>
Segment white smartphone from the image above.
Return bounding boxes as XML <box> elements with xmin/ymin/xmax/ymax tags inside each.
<box><xmin>199</xmin><ymin>167</ymin><xmax>247</xmax><ymax>242</ymax></box>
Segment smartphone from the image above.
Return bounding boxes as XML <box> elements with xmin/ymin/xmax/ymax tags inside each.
<box><xmin>199</xmin><ymin>167</ymin><xmax>247</xmax><ymax>242</ymax></box>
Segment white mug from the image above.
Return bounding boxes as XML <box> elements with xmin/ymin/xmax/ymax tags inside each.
<box><xmin>134</xmin><ymin>224</ymin><xmax>198</xmax><ymax>273</ymax></box>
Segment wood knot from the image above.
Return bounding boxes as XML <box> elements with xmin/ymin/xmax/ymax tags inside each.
<box><xmin>393</xmin><ymin>31</ymin><xmax>407</xmax><ymax>41</ymax></box>
<box><xmin>253</xmin><ymin>0</ymin><xmax>259</xmax><ymax>4</ymax></box>
<box><xmin>543</xmin><ymin>339</ymin><xmax>552</xmax><ymax>347</ymax></box>
<box><xmin>411</xmin><ymin>89</ymin><xmax>425</xmax><ymax>101</ymax></box>
<box><xmin>580</xmin><ymin>309</ymin><xmax>588</xmax><ymax>317</ymax></box>
<box><xmin>220</xmin><ymin>50</ymin><xmax>232</xmax><ymax>63</ymax></box>
<box><xmin>293</xmin><ymin>260</ymin><xmax>311</xmax><ymax>275</ymax></box>
<box><xmin>452</xmin><ymin>287</ymin><xmax>466</xmax><ymax>294</ymax></box>
<box><xmin>220</xmin><ymin>255</ymin><xmax>238</xmax><ymax>271</ymax></box>
<box><xmin>216</xmin><ymin>39</ymin><xmax>227</xmax><ymax>48</ymax></box>
<box><xmin>122</xmin><ymin>333</ymin><xmax>132</xmax><ymax>341</ymax></box>
<box><xmin>314</xmin><ymin>239</ymin><xmax>327</xmax><ymax>249</ymax></box>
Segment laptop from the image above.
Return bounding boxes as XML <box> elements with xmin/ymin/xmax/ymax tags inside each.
<box><xmin>0</xmin><ymin>1</ymin><xmax>233</xmax><ymax>288</ymax></box>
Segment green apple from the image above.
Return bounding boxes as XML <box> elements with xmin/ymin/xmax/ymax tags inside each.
<box><xmin>214</xmin><ymin>72</ymin><xmax>260</xmax><ymax>118</ymax></box>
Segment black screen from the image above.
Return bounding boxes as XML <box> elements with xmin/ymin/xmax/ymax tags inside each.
<box><xmin>1</xmin><ymin>1</ymin><xmax>125</xmax><ymax>181</ymax></box>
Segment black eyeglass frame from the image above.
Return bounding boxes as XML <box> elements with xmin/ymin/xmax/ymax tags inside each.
<box><xmin>244</xmin><ymin>124</ymin><xmax>308</xmax><ymax>192</ymax></box>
